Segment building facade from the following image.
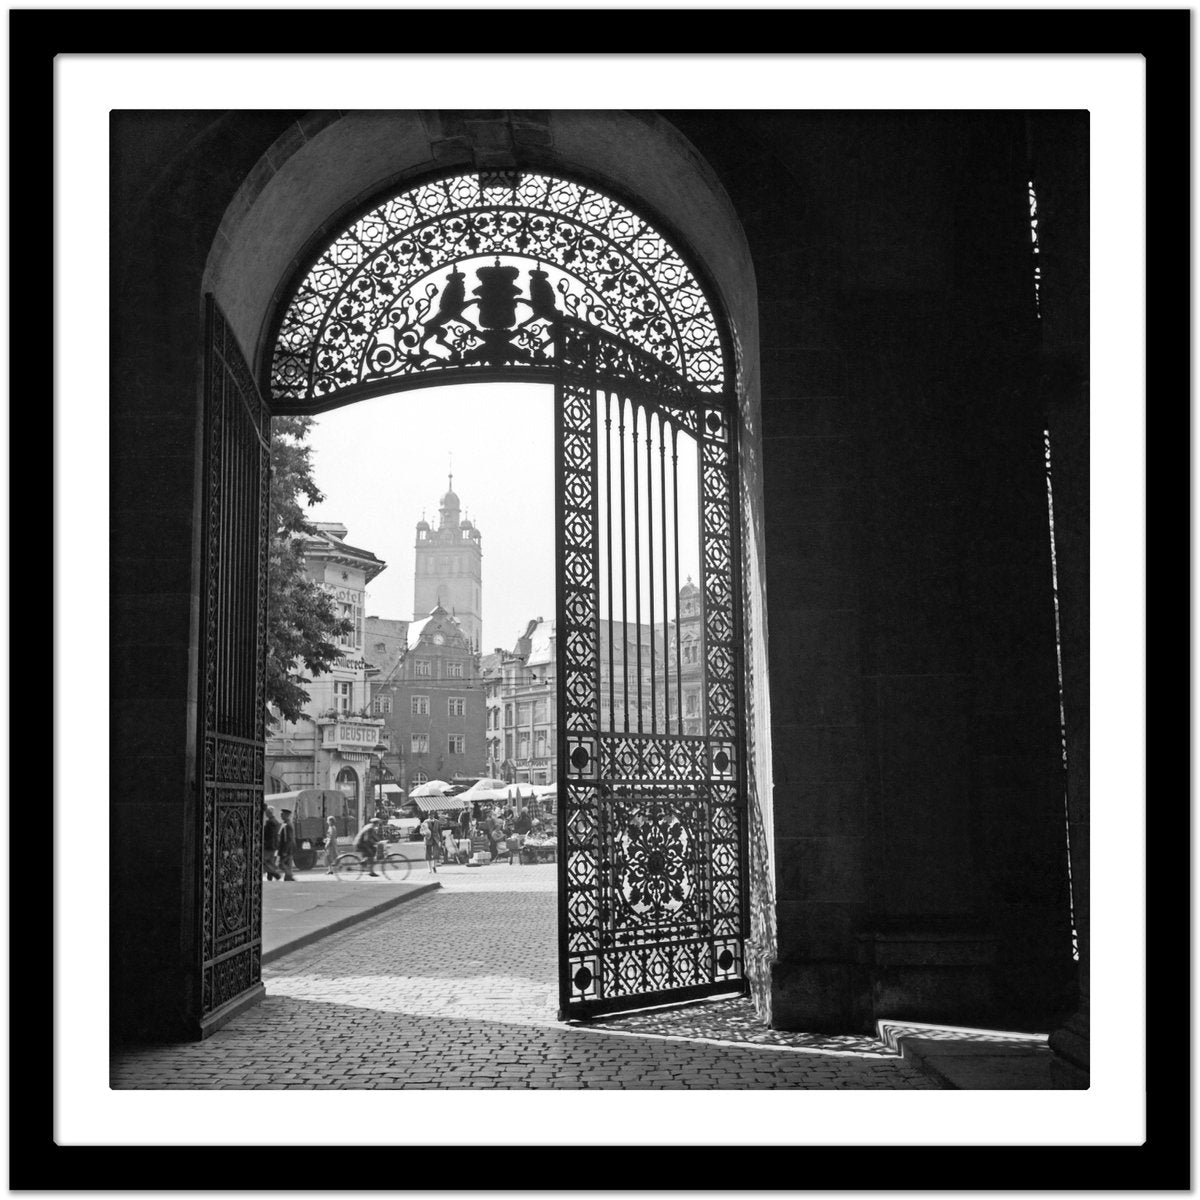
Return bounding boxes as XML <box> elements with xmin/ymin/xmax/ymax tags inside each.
<box><xmin>264</xmin><ymin>523</ymin><xmax>388</xmax><ymax>831</ymax></box>
<box><xmin>499</xmin><ymin>619</ymin><xmax>556</xmax><ymax>785</ymax></box>
<box><xmin>479</xmin><ymin>650</ymin><xmax>505</xmax><ymax>780</ymax></box>
<box><xmin>365</xmin><ymin>604</ymin><xmax>487</xmax><ymax>789</ymax></box>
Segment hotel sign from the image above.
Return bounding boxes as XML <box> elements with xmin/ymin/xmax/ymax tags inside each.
<box><xmin>320</xmin><ymin>721</ymin><xmax>387</xmax><ymax>752</ymax></box>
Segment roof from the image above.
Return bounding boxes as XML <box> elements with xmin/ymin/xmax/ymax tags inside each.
<box><xmin>300</xmin><ymin>526</ymin><xmax>387</xmax><ymax>582</ymax></box>
<box><xmin>406</xmin><ymin>615</ymin><xmax>434</xmax><ymax>651</ymax></box>
<box><xmin>407</xmin><ymin>606</ymin><xmax>467</xmax><ymax>651</ymax></box>
<box><xmin>526</xmin><ymin>620</ymin><xmax>554</xmax><ymax>667</ymax></box>
<box><xmin>364</xmin><ymin>616</ymin><xmax>410</xmax><ymax>677</ymax></box>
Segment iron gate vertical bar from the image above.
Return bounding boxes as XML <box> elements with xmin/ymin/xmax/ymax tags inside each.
<box><xmin>632</xmin><ymin>405</ymin><xmax>643</xmax><ymax>735</ymax></box>
<box><xmin>672</xmin><ymin>426</ymin><xmax>683</xmax><ymax>738</ymax></box>
<box><xmin>605</xmin><ymin>390</ymin><xmax>616</xmax><ymax>734</ymax></box>
<box><xmin>618</xmin><ymin>395</ymin><xmax>629</xmax><ymax>732</ymax></box>
<box><xmin>647</xmin><ymin>411</ymin><xmax>657</xmax><ymax>737</ymax></box>
<box><xmin>554</xmin><ymin>326</ymin><xmax>570</xmax><ymax>1019</ymax></box>
<box><xmin>660</xmin><ymin>419</ymin><xmax>670</xmax><ymax>738</ymax></box>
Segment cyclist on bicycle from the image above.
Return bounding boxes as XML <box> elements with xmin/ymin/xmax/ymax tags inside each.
<box><xmin>353</xmin><ymin>818</ymin><xmax>385</xmax><ymax>877</ymax></box>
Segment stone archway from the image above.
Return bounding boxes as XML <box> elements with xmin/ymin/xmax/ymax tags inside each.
<box><xmin>193</xmin><ymin>113</ymin><xmax>773</xmax><ymax>1035</ymax></box>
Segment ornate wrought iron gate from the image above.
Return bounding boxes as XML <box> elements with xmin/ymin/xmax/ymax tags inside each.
<box><xmin>197</xmin><ymin>298</ymin><xmax>270</xmax><ymax>1028</ymax></box>
<box><xmin>556</xmin><ymin>321</ymin><xmax>748</xmax><ymax>1019</ymax></box>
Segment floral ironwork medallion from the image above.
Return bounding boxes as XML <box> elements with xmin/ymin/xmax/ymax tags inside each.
<box><xmin>617</xmin><ymin>811</ymin><xmax>694</xmax><ymax>920</ymax></box>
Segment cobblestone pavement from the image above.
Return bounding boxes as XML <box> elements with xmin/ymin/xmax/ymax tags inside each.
<box><xmin>111</xmin><ymin>863</ymin><xmax>938</xmax><ymax>1089</ymax></box>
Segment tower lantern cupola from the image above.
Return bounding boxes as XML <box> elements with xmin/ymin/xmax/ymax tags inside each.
<box><xmin>439</xmin><ymin>472</ymin><xmax>461</xmax><ymax>529</ymax></box>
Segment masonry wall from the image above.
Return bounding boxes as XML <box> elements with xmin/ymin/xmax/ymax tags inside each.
<box><xmin>668</xmin><ymin>111</ymin><xmax>1081</xmax><ymax>1031</ymax></box>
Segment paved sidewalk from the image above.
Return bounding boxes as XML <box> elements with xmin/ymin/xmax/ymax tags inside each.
<box><xmin>112</xmin><ymin>862</ymin><xmax>1071</xmax><ymax>1089</ymax></box>
<box><xmin>261</xmin><ymin>869</ymin><xmax>440</xmax><ymax>962</ymax></box>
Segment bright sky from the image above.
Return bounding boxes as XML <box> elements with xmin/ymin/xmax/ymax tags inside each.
<box><xmin>306</xmin><ymin>382</ymin><xmax>555</xmax><ymax>654</ymax></box>
<box><xmin>304</xmin><ymin>381</ymin><xmax>704</xmax><ymax>655</ymax></box>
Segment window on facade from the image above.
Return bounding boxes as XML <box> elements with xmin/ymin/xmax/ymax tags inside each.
<box><xmin>448</xmin><ymin>697</ymin><xmax>465</xmax><ymax>717</ymax></box>
<box><xmin>411</xmin><ymin>695</ymin><xmax>429</xmax><ymax>716</ymax></box>
<box><xmin>412</xmin><ymin>771</ymin><xmax>428</xmax><ymax>786</ymax></box>
<box><xmin>535</xmin><ymin>730</ymin><xmax>547</xmax><ymax>756</ymax></box>
<box><xmin>415</xmin><ymin>660</ymin><xmax>432</xmax><ymax>677</ymax></box>
<box><xmin>518</xmin><ymin>703</ymin><xmax>531</xmax><ymax>725</ymax></box>
<box><xmin>686</xmin><ymin>692</ymin><xmax>698</xmax><ymax>716</ymax></box>
<box><xmin>505</xmin><ymin>704</ymin><xmax>513</xmax><ymax>725</ymax></box>
<box><xmin>411</xmin><ymin>733</ymin><xmax>428</xmax><ymax>755</ymax></box>
<box><xmin>448</xmin><ymin>735</ymin><xmax>465</xmax><ymax>755</ymax></box>
<box><xmin>518</xmin><ymin>731</ymin><xmax>531</xmax><ymax>758</ymax></box>
<box><xmin>505</xmin><ymin>734</ymin><xmax>513</xmax><ymax>760</ymax></box>
<box><xmin>331</xmin><ymin>593</ymin><xmax>363</xmax><ymax>651</ymax></box>
<box><xmin>372</xmin><ymin>694</ymin><xmax>392</xmax><ymax>715</ymax></box>
<box><xmin>334</xmin><ymin>681</ymin><xmax>353</xmax><ymax>712</ymax></box>
<box><xmin>447</xmin><ymin>661</ymin><xmax>463</xmax><ymax>678</ymax></box>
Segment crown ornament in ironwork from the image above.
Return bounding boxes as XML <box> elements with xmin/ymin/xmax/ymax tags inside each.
<box><xmin>406</xmin><ymin>260</ymin><xmax>563</xmax><ymax>369</ymax></box>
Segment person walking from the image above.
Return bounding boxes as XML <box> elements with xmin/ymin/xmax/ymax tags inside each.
<box><xmin>277</xmin><ymin>809</ymin><xmax>297</xmax><ymax>881</ymax></box>
<box><xmin>323</xmin><ymin>816</ymin><xmax>339</xmax><ymax>874</ymax></box>
<box><xmin>458</xmin><ymin>806</ymin><xmax>472</xmax><ymax>841</ymax></box>
<box><xmin>262</xmin><ymin>803</ymin><xmax>282</xmax><ymax>881</ymax></box>
<box><xmin>424</xmin><ymin>812</ymin><xmax>443</xmax><ymax>874</ymax></box>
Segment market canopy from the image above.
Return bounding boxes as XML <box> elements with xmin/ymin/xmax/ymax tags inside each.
<box><xmin>409</xmin><ymin>779</ymin><xmax>452</xmax><ymax>798</ymax></box>
<box><xmin>409</xmin><ymin>794</ymin><xmax>471</xmax><ymax>814</ymax></box>
<box><xmin>460</xmin><ymin>778</ymin><xmax>509</xmax><ymax>796</ymax></box>
<box><xmin>462</xmin><ymin>786</ymin><xmax>507</xmax><ymax>802</ymax></box>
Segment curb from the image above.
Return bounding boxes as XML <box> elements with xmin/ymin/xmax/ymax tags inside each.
<box><xmin>262</xmin><ymin>881</ymin><xmax>441</xmax><ymax>964</ymax></box>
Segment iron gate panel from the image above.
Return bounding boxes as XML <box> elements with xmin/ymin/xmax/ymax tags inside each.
<box><xmin>556</xmin><ymin>321</ymin><xmax>746</xmax><ymax>1018</ymax></box>
<box><xmin>199</xmin><ymin>298</ymin><xmax>270</xmax><ymax>1025</ymax></box>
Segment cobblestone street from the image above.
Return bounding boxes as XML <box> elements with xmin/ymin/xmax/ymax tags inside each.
<box><xmin>112</xmin><ymin>863</ymin><xmax>938</xmax><ymax>1089</ymax></box>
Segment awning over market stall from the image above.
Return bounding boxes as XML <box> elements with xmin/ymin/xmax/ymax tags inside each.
<box><xmin>409</xmin><ymin>794</ymin><xmax>471</xmax><ymax>814</ymax></box>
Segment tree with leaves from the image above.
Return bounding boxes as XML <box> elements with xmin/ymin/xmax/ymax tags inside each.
<box><xmin>266</xmin><ymin>416</ymin><xmax>353</xmax><ymax>727</ymax></box>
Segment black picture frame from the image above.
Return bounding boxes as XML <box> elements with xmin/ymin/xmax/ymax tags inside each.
<box><xmin>25</xmin><ymin>5</ymin><xmax>1185</xmax><ymax>1191</ymax></box>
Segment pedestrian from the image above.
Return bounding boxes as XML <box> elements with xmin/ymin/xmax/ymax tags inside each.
<box><xmin>277</xmin><ymin>809</ymin><xmax>297</xmax><ymax>881</ymax></box>
<box><xmin>262</xmin><ymin>803</ymin><xmax>282</xmax><ymax>881</ymax></box>
<box><xmin>353</xmin><ymin>817</ymin><xmax>384</xmax><ymax>877</ymax></box>
<box><xmin>442</xmin><ymin>821</ymin><xmax>459</xmax><ymax>865</ymax></box>
<box><xmin>424</xmin><ymin>811</ymin><xmax>443</xmax><ymax>874</ymax></box>
<box><xmin>485</xmin><ymin>810</ymin><xmax>505</xmax><ymax>862</ymax></box>
<box><xmin>323</xmin><ymin>815</ymin><xmax>339</xmax><ymax>874</ymax></box>
<box><xmin>458</xmin><ymin>806</ymin><xmax>472</xmax><ymax>840</ymax></box>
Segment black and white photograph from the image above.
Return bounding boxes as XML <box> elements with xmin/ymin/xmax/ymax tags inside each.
<box><xmin>35</xmin><ymin>8</ymin><xmax>1177</xmax><ymax>1184</ymax></box>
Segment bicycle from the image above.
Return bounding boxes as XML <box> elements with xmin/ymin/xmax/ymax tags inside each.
<box><xmin>333</xmin><ymin>843</ymin><xmax>412</xmax><ymax>882</ymax></box>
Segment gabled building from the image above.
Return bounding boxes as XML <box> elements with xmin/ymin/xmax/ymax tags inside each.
<box><xmin>365</xmin><ymin>603</ymin><xmax>487</xmax><ymax>789</ymax></box>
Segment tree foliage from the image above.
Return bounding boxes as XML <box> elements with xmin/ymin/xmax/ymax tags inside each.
<box><xmin>266</xmin><ymin>416</ymin><xmax>353</xmax><ymax>726</ymax></box>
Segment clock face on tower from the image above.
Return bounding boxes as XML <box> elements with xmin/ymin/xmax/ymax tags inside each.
<box><xmin>432</xmin><ymin>633</ymin><xmax>445</xmax><ymax>645</ymax></box>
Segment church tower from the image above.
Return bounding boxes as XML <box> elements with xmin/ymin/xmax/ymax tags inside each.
<box><xmin>413</xmin><ymin>473</ymin><xmax>483</xmax><ymax>650</ymax></box>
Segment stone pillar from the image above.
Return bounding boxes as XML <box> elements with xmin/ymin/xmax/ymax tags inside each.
<box><xmin>110</xmin><ymin>112</ymin><xmax>298</xmax><ymax>1042</ymax></box>
<box><xmin>718</xmin><ymin>112</ymin><xmax>1078</xmax><ymax>1031</ymax></box>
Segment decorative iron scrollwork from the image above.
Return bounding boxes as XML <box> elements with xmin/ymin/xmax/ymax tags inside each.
<box><xmin>273</xmin><ymin>173</ymin><xmax>724</xmax><ymax>403</ymax></box>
